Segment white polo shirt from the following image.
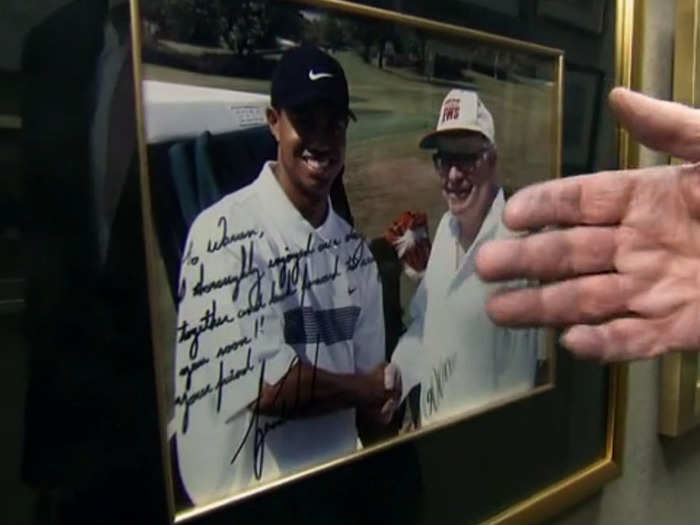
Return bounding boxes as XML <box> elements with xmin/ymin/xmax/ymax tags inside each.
<box><xmin>173</xmin><ymin>162</ymin><xmax>384</xmax><ymax>505</ymax></box>
<box><xmin>392</xmin><ymin>190</ymin><xmax>540</xmax><ymax>426</ymax></box>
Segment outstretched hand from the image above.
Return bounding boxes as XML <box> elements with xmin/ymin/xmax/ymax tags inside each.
<box><xmin>476</xmin><ymin>87</ymin><xmax>700</xmax><ymax>361</ymax></box>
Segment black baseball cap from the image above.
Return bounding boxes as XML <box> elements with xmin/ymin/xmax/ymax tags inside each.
<box><xmin>270</xmin><ymin>46</ymin><xmax>356</xmax><ymax>120</ymax></box>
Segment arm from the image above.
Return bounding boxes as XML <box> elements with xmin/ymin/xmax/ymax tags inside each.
<box><xmin>351</xmin><ymin>252</ymin><xmax>399</xmax><ymax>444</ymax></box>
<box><xmin>256</xmin><ymin>361</ymin><xmax>389</xmax><ymax>418</ymax></box>
<box><xmin>389</xmin><ymin>212</ymin><xmax>451</xmax><ymax>403</ymax></box>
<box><xmin>174</xmin><ymin>222</ymin><xmax>277</xmax><ymax>424</ymax></box>
<box><xmin>174</xmin><ymin>212</ymin><xmax>290</xmax><ymax>501</ymax></box>
<box><xmin>390</xmin><ymin>278</ymin><xmax>428</xmax><ymax>402</ymax></box>
<box><xmin>257</xmin><ymin>239</ymin><xmax>393</xmax><ymax>425</ymax></box>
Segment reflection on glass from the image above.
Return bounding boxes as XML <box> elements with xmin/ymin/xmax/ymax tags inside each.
<box><xmin>137</xmin><ymin>0</ymin><xmax>559</xmax><ymax>512</ymax></box>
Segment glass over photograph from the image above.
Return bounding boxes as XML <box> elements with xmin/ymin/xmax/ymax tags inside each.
<box><xmin>133</xmin><ymin>0</ymin><xmax>561</xmax><ymax>514</ymax></box>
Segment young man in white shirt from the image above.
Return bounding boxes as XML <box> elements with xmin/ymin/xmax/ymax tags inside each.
<box><xmin>172</xmin><ymin>46</ymin><xmax>398</xmax><ymax>505</ymax></box>
<box><xmin>391</xmin><ymin>89</ymin><xmax>541</xmax><ymax>427</ymax></box>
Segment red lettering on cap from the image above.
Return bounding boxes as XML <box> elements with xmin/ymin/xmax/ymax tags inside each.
<box><xmin>441</xmin><ymin>99</ymin><xmax>461</xmax><ymax>123</ymax></box>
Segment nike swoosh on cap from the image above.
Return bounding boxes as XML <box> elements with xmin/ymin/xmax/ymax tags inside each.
<box><xmin>309</xmin><ymin>70</ymin><xmax>334</xmax><ymax>81</ymax></box>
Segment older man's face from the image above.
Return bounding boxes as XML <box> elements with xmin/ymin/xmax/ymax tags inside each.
<box><xmin>433</xmin><ymin>133</ymin><xmax>496</xmax><ymax>219</ymax></box>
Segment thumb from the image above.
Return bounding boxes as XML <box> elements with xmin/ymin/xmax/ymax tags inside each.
<box><xmin>384</xmin><ymin>363</ymin><xmax>400</xmax><ymax>390</ymax></box>
<box><xmin>380</xmin><ymin>398</ymin><xmax>396</xmax><ymax>420</ymax></box>
<box><xmin>609</xmin><ymin>87</ymin><xmax>700</xmax><ymax>162</ymax></box>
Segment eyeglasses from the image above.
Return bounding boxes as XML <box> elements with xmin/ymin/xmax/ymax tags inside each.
<box><xmin>432</xmin><ymin>149</ymin><xmax>491</xmax><ymax>175</ymax></box>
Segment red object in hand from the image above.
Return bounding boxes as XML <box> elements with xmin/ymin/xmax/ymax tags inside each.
<box><xmin>384</xmin><ymin>211</ymin><xmax>431</xmax><ymax>279</ymax></box>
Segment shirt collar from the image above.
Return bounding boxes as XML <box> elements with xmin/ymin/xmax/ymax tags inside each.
<box><xmin>253</xmin><ymin>161</ymin><xmax>340</xmax><ymax>244</ymax></box>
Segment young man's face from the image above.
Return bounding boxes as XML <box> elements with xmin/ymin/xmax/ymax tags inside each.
<box><xmin>433</xmin><ymin>132</ymin><xmax>496</xmax><ymax>219</ymax></box>
<box><xmin>267</xmin><ymin>102</ymin><xmax>348</xmax><ymax>203</ymax></box>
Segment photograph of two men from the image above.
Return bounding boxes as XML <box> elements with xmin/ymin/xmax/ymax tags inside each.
<box><xmin>137</xmin><ymin>0</ymin><xmax>557</xmax><ymax>509</ymax></box>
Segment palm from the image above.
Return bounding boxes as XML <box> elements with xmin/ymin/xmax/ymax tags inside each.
<box><xmin>615</xmin><ymin>167</ymin><xmax>700</xmax><ymax>356</ymax></box>
<box><xmin>475</xmin><ymin>88</ymin><xmax>700</xmax><ymax>360</ymax></box>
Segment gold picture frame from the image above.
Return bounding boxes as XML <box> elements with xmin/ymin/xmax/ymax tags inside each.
<box><xmin>659</xmin><ymin>0</ymin><xmax>700</xmax><ymax>438</ymax></box>
<box><xmin>129</xmin><ymin>0</ymin><xmax>640</xmax><ymax>522</ymax></box>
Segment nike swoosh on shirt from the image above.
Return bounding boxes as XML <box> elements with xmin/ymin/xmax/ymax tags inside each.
<box><xmin>309</xmin><ymin>70</ymin><xmax>334</xmax><ymax>81</ymax></box>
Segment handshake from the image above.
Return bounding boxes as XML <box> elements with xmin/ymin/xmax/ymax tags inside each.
<box><xmin>356</xmin><ymin>363</ymin><xmax>403</xmax><ymax>425</ymax></box>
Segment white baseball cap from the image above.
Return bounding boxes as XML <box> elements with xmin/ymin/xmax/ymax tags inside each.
<box><xmin>419</xmin><ymin>89</ymin><xmax>495</xmax><ymax>149</ymax></box>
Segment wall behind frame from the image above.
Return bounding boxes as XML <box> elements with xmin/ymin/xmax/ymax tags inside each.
<box><xmin>553</xmin><ymin>1</ymin><xmax>700</xmax><ymax>522</ymax></box>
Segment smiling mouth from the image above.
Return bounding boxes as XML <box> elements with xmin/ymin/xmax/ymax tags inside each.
<box><xmin>301</xmin><ymin>149</ymin><xmax>337</xmax><ymax>175</ymax></box>
<box><xmin>444</xmin><ymin>183</ymin><xmax>474</xmax><ymax>201</ymax></box>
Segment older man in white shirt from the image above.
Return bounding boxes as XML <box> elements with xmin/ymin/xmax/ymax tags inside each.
<box><xmin>390</xmin><ymin>89</ymin><xmax>542</xmax><ymax>427</ymax></box>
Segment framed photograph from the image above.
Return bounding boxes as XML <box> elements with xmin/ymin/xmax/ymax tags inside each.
<box><xmin>129</xmin><ymin>0</ymin><xmax>638</xmax><ymax>522</ymax></box>
<box><xmin>537</xmin><ymin>0</ymin><xmax>607</xmax><ymax>34</ymax></box>
<box><xmin>562</xmin><ymin>65</ymin><xmax>604</xmax><ymax>174</ymax></box>
<box><xmin>659</xmin><ymin>0</ymin><xmax>700</xmax><ymax>438</ymax></box>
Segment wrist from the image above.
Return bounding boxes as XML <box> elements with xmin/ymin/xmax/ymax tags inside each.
<box><xmin>346</xmin><ymin>373</ymin><xmax>370</xmax><ymax>407</ymax></box>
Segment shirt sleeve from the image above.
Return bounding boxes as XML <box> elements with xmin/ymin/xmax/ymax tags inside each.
<box><xmin>390</xmin><ymin>278</ymin><xmax>428</xmax><ymax>402</ymax></box>
<box><xmin>172</xmin><ymin>209</ymin><xmax>302</xmax><ymax>504</ymax></box>
<box><xmin>173</xmin><ymin>212</ymin><xmax>295</xmax><ymax>430</ymax></box>
<box><xmin>352</xmin><ymin>253</ymin><xmax>386</xmax><ymax>374</ymax></box>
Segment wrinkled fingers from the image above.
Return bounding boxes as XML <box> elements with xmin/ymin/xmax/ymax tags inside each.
<box><xmin>476</xmin><ymin>226</ymin><xmax>617</xmax><ymax>282</ymax></box>
<box><xmin>485</xmin><ymin>273</ymin><xmax>639</xmax><ymax>327</ymax></box>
